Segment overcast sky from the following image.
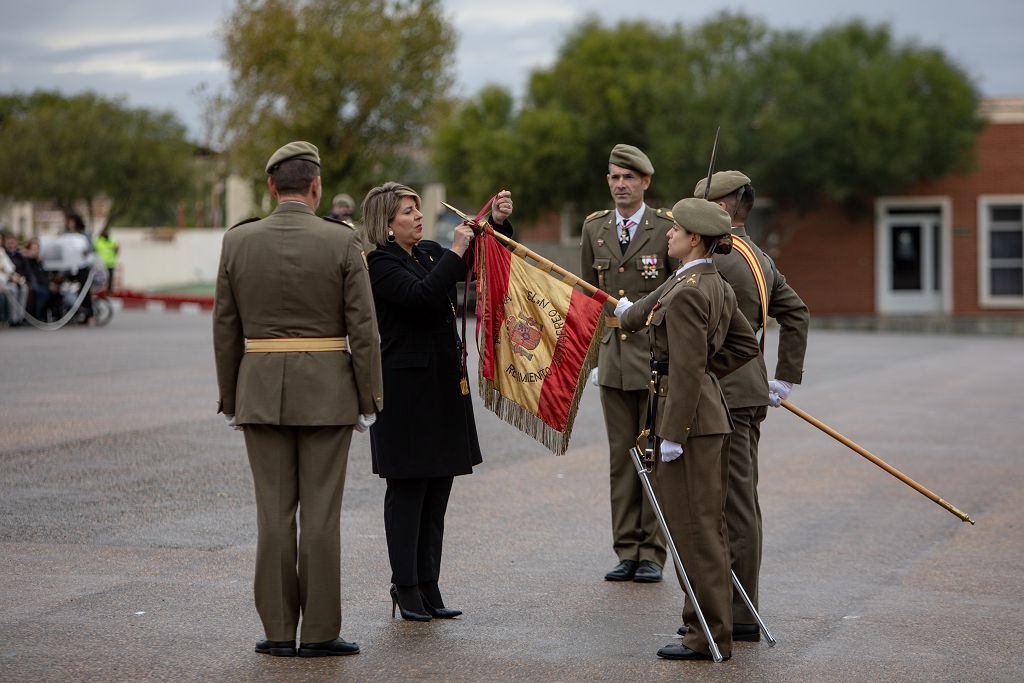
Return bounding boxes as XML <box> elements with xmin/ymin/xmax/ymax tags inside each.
<box><xmin>1</xmin><ymin>0</ymin><xmax>1020</xmax><ymax>140</ymax></box>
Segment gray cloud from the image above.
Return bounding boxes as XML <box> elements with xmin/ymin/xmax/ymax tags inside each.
<box><xmin>0</xmin><ymin>0</ymin><xmax>1019</xmax><ymax>139</ymax></box>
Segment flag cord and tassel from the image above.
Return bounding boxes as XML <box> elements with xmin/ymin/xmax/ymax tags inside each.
<box><xmin>444</xmin><ymin>201</ymin><xmax>622</xmax><ymax>307</ymax></box>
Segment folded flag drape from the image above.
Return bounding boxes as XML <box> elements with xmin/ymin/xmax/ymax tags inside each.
<box><xmin>474</xmin><ymin>225</ymin><xmax>608</xmax><ymax>455</ymax></box>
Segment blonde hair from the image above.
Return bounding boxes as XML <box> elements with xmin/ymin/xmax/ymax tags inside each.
<box><xmin>361</xmin><ymin>182</ymin><xmax>421</xmax><ymax>247</ymax></box>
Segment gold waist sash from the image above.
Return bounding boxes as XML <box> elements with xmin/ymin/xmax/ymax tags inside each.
<box><xmin>604</xmin><ymin>316</ymin><xmax>621</xmax><ymax>328</ymax></box>
<box><xmin>245</xmin><ymin>337</ymin><xmax>347</xmax><ymax>353</ymax></box>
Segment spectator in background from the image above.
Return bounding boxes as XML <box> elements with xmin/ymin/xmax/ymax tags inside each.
<box><xmin>63</xmin><ymin>214</ymin><xmax>96</xmax><ymax>325</ymax></box>
<box><xmin>328</xmin><ymin>193</ymin><xmax>356</xmax><ymax>224</ymax></box>
<box><xmin>1</xmin><ymin>230</ymin><xmax>28</xmax><ymax>326</ymax></box>
<box><xmin>94</xmin><ymin>226</ymin><xmax>119</xmax><ymax>293</ymax></box>
<box><xmin>19</xmin><ymin>238</ymin><xmax>52</xmax><ymax>321</ymax></box>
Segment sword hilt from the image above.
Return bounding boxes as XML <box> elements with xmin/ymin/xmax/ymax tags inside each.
<box><xmin>634</xmin><ymin>430</ymin><xmax>655</xmax><ymax>472</ymax></box>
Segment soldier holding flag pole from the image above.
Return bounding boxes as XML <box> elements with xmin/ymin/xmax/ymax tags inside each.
<box><xmin>690</xmin><ymin>170</ymin><xmax>810</xmax><ymax>641</ymax></box>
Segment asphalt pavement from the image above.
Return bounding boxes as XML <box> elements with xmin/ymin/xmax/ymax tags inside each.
<box><xmin>1</xmin><ymin>310</ymin><xmax>1022</xmax><ymax>682</ymax></box>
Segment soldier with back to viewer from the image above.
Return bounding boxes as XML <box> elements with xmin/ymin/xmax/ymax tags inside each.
<box><xmin>213</xmin><ymin>141</ymin><xmax>383</xmax><ymax>658</ymax></box>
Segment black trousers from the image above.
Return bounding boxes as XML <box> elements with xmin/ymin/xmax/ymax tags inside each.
<box><xmin>384</xmin><ymin>476</ymin><xmax>454</xmax><ymax>587</ymax></box>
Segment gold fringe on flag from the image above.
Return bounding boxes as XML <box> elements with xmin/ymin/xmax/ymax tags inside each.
<box><xmin>478</xmin><ymin>315</ymin><xmax>606</xmax><ymax>456</ymax></box>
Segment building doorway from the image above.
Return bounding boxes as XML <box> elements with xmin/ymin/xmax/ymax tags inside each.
<box><xmin>875</xmin><ymin>199</ymin><xmax>951</xmax><ymax>314</ymax></box>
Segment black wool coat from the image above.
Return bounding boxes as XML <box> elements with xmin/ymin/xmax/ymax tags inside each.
<box><xmin>366</xmin><ymin>239</ymin><xmax>482</xmax><ymax>478</ymax></box>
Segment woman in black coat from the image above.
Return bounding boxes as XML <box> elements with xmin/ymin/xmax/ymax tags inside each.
<box><xmin>361</xmin><ymin>182</ymin><xmax>513</xmax><ymax>621</ymax></box>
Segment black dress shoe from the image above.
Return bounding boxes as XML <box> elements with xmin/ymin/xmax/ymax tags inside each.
<box><xmin>255</xmin><ymin>639</ymin><xmax>296</xmax><ymax>657</ymax></box>
<box><xmin>298</xmin><ymin>638</ymin><xmax>360</xmax><ymax>657</ymax></box>
<box><xmin>733</xmin><ymin>623</ymin><xmax>761</xmax><ymax>642</ymax></box>
<box><xmin>632</xmin><ymin>560</ymin><xmax>663</xmax><ymax>583</ymax></box>
<box><xmin>657</xmin><ymin>643</ymin><xmax>728</xmax><ymax>661</ymax></box>
<box><xmin>604</xmin><ymin>559</ymin><xmax>638</xmax><ymax>581</ymax></box>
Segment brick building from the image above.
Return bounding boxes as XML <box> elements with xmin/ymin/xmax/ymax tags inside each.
<box><xmin>766</xmin><ymin>98</ymin><xmax>1024</xmax><ymax>324</ymax></box>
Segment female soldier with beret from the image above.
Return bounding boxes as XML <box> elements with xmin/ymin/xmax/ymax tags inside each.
<box><xmin>616</xmin><ymin>198</ymin><xmax>759</xmax><ymax>660</ymax></box>
<box><xmin>361</xmin><ymin>183</ymin><xmax>513</xmax><ymax>622</ymax></box>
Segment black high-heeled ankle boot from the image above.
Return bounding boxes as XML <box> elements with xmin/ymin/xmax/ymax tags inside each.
<box><xmin>418</xmin><ymin>581</ymin><xmax>462</xmax><ymax>619</ymax></box>
<box><xmin>390</xmin><ymin>584</ymin><xmax>431</xmax><ymax>621</ymax></box>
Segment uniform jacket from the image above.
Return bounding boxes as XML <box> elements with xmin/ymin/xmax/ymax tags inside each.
<box><xmin>213</xmin><ymin>201</ymin><xmax>383</xmax><ymax>425</ymax></box>
<box><xmin>366</xmin><ymin>222</ymin><xmax>510</xmax><ymax>479</ymax></box>
<box><xmin>715</xmin><ymin>226</ymin><xmax>809</xmax><ymax>408</ymax></box>
<box><xmin>619</xmin><ymin>262</ymin><xmax>759</xmax><ymax>445</ymax></box>
<box><xmin>580</xmin><ymin>205</ymin><xmax>677</xmax><ymax>390</ymax></box>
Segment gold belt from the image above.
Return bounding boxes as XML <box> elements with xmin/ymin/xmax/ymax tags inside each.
<box><xmin>245</xmin><ymin>337</ymin><xmax>347</xmax><ymax>353</ymax></box>
<box><xmin>604</xmin><ymin>316</ymin><xmax>621</xmax><ymax>328</ymax></box>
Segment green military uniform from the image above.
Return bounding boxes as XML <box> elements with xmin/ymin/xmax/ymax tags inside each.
<box><xmin>619</xmin><ymin>198</ymin><xmax>759</xmax><ymax>659</ymax></box>
<box><xmin>581</xmin><ymin>202</ymin><xmax>675</xmax><ymax>571</ymax></box>
<box><xmin>695</xmin><ymin>171</ymin><xmax>809</xmax><ymax>627</ymax></box>
<box><xmin>213</xmin><ymin>142</ymin><xmax>383</xmax><ymax>645</ymax></box>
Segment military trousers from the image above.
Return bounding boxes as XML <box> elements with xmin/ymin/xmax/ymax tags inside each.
<box><xmin>654</xmin><ymin>433</ymin><xmax>733</xmax><ymax>658</ymax></box>
<box><xmin>244</xmin><ymin>424</ymin><xmax>353</xmax><ymax>643</ymax></box>
<box><xmin>600</xmin><ymin>386</ymin><xmax>666</xmax><ymax>566</ymax></box>
<box><xmin>725</xmin><ymin>405</ymin><xmax>767</xmax><ymax>623</ymax></box>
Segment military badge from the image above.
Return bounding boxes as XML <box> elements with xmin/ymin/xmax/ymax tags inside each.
<box><xmin>639</xmin><ymin>255</ymin><xmax>660</xmax><ymax>280</ymax></box>
<box><xmin>596</xmin><ymin>238</ymin><xmax>605</xmax><ymax>247</ymax></box>
<box><xmin>504</xmin><ymin>312</ymin><xmax>544</xmax><ymax>361</ymax></box>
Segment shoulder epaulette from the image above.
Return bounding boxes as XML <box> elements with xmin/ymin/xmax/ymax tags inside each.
<box><xmin>322</xmin><ymin>216</ymin><xmax>355</xmax><ymax>230</ymax></box>
<box><xmin>654</xmin><ymin>208</ymin><xmax>674</xmax><ymax>221</ymax></box>
<box><xmin>227</xmin><ymin>216</ymin><xmax>260</xmax><ymax>231</ymax></box>
<box><xmin>584</xmin><ymin>209</ymin><xmax>611</xmax><ymax>222</ymax></box>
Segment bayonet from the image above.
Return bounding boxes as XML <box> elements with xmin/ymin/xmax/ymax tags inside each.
<box><xmin>703</xmin><ymin>126</ymin><xmax>721</xmax><ymax>200</ymax></box>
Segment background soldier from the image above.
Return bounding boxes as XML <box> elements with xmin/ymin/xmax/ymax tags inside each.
<box><xmin>214</xmin><ymin>141</ymin><xmax>383</xmax><ymax>658</ymax></box>
<box><xmin>690</xmin><ymin>170</ymin><xmax>810</xmax><ymax>641</ymax></box>
<box><xmin>329</xmin><ymin>193</ymin><xmax>356</xmax><ymax>223</ymax></box>
<box><xmin>580</xmin><ymin>144</ymin><xmax>675</xmax><ymax>583</ymax></box>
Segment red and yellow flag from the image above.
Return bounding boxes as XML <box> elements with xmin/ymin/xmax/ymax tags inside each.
<box><xmin>475</xmin><ymin>227</ymin><xmax>608</xmax><ymax>455</ymax></box>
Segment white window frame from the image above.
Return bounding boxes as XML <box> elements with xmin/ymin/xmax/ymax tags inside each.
<box><xmin>874</xmin><ymin>196</ymin><xmax>952</xmax><ymax>315</ymax></box>
<box><xmin>977</xmin><ymin>195</ymin><xmax>1024</xmax><ymax>308</ymax></box>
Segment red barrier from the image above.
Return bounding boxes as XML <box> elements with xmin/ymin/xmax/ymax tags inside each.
<box><xmin>113</xmin><ymin>289</ymin><xmax>214</xmax><ymax>311</ymax></box>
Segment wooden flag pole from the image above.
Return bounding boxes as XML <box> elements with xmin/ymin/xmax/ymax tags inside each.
<box><xmin>441</xmin><ymin>202</ymin><xmax>620</xmax><ymax>307</ymax></box>
<box><xmin>781</xmin><ymin>400</ymin><xmax>975</xmax><ymax>524</ymax></box>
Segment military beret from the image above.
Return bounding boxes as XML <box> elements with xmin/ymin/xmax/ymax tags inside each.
<box><xmin>694</xmin><ymin>170</ymin><xmax>751</xmax><ymax>200</ymax></box>
<box><xmin>609</xmin><ymin>144</ymin><xmax>654</xmax><ymax>176</ymax></box>
<box><xmin>265</xmin><ymin>141</ymin><xmax>320</xmax><ymax>174</ymax></box>
<box><xmin>671</xmin><ymin>198</ymin><xmax>731</xmax><ymax>237</ymax></box>
<box><xmin>332</xmin><ymin>193</ymin><xmax>354</xmax><ymax>207</ymax></box>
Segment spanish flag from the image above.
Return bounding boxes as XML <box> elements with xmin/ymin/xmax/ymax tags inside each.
<box><xmin>475</xmin><ymin>227</ymin><xmax>608</xmax><ymax>455</ymax></box>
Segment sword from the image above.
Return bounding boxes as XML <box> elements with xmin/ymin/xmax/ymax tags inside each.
<box><xmin>629</xmin><ymin>438</ymin><xmax>777</xmax><ymax>658</ymax></box>
<box><xmin>702</xmin><ymin>126</ymin><xmax>721</xmax><ymax>200</ymax></box>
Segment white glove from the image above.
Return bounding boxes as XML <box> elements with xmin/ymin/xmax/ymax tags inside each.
<box><xmin>660</xmin><ymin>439</ymin><xmax>684</xmax><ymax>463</ymax></box>
<box><xmin>768</xmin><ymin>379</ymin><xmax>793</xmax><ymax>407</ymax></box>
<box><xmin>613</xmin><ymin>296</ymin><xmax>633</xmax><ymax>318</ymax></box>
<box><xmin>588</xmin><ymin>367</ymin><xmax>599</xmax><ymax>387</ymax></box>
<box><xmin>355</xmin><ymin>413</ymin><xmax>377</xmax><ymax>432</ymax></box>
<box><xmin>223</xmin><ymin>414</ymin><xmax>242</xmax><ymax>431</ymax></box>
